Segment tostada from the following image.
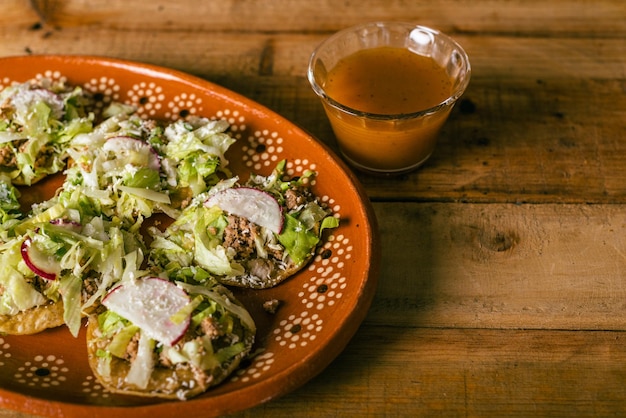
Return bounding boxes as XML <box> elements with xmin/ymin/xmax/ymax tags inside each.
<box><xmin>86</xmin><ymin>274</ymin><xmax>256</xmax><ymax>400</ymax></box>
<box><xmin>148</xmin><ymin>160</ymin><xmax>339</xmax><ymax>289</ymax></box>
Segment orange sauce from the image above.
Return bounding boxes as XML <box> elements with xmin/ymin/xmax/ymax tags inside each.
<box><xmin>322</xmin><ymin>46</ymin><xmax>454</xmax><ymax>172</ymax></box>
<box><xmin>325</xmin><ymin>46</ymin><xmax>452</xmax><ymax>115</ymax></box>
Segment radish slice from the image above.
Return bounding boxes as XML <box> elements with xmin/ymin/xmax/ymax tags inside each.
<box><xmin>205</xmin><ymin>187</ymin><xmax>283</xmax><ymax>234</ymax></box>
<box><xmin>102</xmin><ymin>277</ymin><xmax>191</xmax><ymax>347</ymax></box>
<box><xmin>13</xmin><ymin>88</ymin><xmax>65</xmax><ymax>120</ymax></box>
<box><xmin>102</xmin><ymin>136</ymin><xmax>160</xmax><ymax>171</ymax></box>
<box><xmin>21</xmin><ymin>237</ymin><xmax>59</xmax><ymax>281</ymax></box>
<box><xmin>50</xmin><ymin>218</ymin><xmax>82</xmax><ymax>232</ymax></box>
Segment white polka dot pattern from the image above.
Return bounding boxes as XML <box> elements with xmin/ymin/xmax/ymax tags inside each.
<box><xmin>241</xmin><ymin>130</ymin><xmax>284</xmax><ymax>171</ymax></box>
<box><xmin>83</xmin><ymin>76</ymin><xmax>121</xmax><ymax>107</ymax></box>
<box><xmin>231</xmin><ymin>350</ymin><xmax>276</xmax><ymax>383</ymax></box>
<box><xmin>13</xmin><ymin>355</ymin><xmax>69</xmax><ymax>388</ymax></box>
<box><xmin>0</xmin><ymin>337</ymin><xmax>10</xmax><ymax>367</ymax></box>
<box><xmin>0</xmin><ymin>68</ymin><xmax>359</xmax><ymax>402</ymax></box>
<box><xmin>128</xmin><ymin>81</ymin><xmax>165</xmax><ymax>118</ymax></box>
<box><xmin>81</xmin><ymin>375</ymin><xmax>112</xmax><ymax>398</ymax></box>
<box><xmin>215</xmin><ymin>109</ymin><xmax>247</xmax><ymax>139</ymax></box>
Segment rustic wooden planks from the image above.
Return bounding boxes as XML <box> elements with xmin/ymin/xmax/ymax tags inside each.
<box><xmin>371</xmin><ymin>202</ymin><xmax>626</xmax><ymax>330</ymax></box>
<box><xmin>0</xmin><ymin>28</ymin><xmax>623</xmax><ymax>204</ymax></box>
<box><xmin>1</xmin><ymin>0</ymin><xmax>626</xmax><ymax>416</ymax></box>
<box><xmin>236</xmin><ymin>327</ymin><xmax>626</xmax><ymax>416</ymax></box>
<box><xmin>7</xmin><ymin>0</ymin><xmax>626</xmax><ymax>37</ymax></box>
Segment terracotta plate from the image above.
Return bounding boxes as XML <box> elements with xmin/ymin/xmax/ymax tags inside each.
<box><xmin>0</xmin><ymin>55</ymin><xmax>380</xmax><ymax>417</ymax></box>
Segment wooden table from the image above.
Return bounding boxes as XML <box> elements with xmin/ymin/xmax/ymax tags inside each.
<box><xmin>1</xmin><ymin>0</ymin><xmax>626</xmax><ymax>416</ymax></box>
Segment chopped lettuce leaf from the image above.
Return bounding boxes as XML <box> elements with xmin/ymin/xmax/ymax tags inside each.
<box><xmin>0</xmin><ymin>265</ymin><xmax>47</xmax><ymax>315</ymax></box>
<box><xmin>320</xmin><ymin>215</ymin><xmax>340</xmax><ymax>234</ymax></box>
<box><xmin>278</xmin><ymin>213</ymin><xmax>320</xmax><ymax>265</ymax></box>
<box><xmin>125</xmin><ymin>330</ymin><xmax>155</xmax><ymax>389</ymax></box>
<box><xmin>59</xmin><ymin>273</ymin><xmax>82</xmax><ymax>337</ymax></box>
<box><xmin>163</xmin><ymin>118</ymin><xmax>235</xmax><ymax>194</ymax></box>
<box><xmin>106</xmin><ymin>324</ymin><xmax>139</xmax><ymax>358</ymax></box>
<box><xmin>176</xmin><ymin>281</ymin><xmax>256</xmax><ymax>334</ymax></box>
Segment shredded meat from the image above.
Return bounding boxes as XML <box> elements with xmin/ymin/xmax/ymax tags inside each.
<box><xmin>223</xmin><ymin>214</ymin><xmax>259</xmax><ymax>259</ymax></box>
<box><xmin>124</xmin><ymin>332</ymin><xmax>140</xmax><ymax>362</ymax></box>
<box><xmin>81</xmin><ymin>276</ymin><xmax>100</xmax><ymax>302</ymax></box>
<box><xmin>158</xmin><ymin>349</ymin><xmax>173</xmax><ymax>368</ymax></box>
<box><xmin>124</xmin><ymin>330</ymin><xmax>158</xmax><ymax>366</ymax></box>
<box><xmin>263</xmin><ymin>298</ymin><xmax>281</xmax><ymax>314</ymax></box>
<box><xmin>142</xmin><ymin>119</ymin><xmax>159</xmax><ymax>133</ymax></box>
<box><xmin>0</xmin><ymin>102</ymin><xmax>13</xmax><ymax>119</ymax></box>
<box><xmin>0</xmin><ymin>146</ymin><xmax>17</xmax><ymax>168</ymax></box>
<box><xmin>199</xmin><ymin>317</ymin><xmax>223</xmax><ymax>339</ymax></box>
<box><xmin>284</xmin><ymin>187</ymin><xmax>310</xmax><ymax>211</ymax></box>
<box><xmin>157</xmin><ymin>334</ymin><xmax>215</xmax><ymax>389</ymax></box>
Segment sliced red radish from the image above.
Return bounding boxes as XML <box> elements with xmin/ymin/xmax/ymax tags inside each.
<box><xmin>102</xmin><ymin>277</ymin><xmax>191</xmax><ymax>347</ymax></box>
<box><xmin>49</xmin><ymin>218</ymin><xmax>82</xmax><ymax>232</ymax></box>
<box><xmin>102</xmin><ymin>136</ymin><xmax>160</xmax><ymax>171</ymax></box>
<box><xmin>13</xmin><ymin>88</ymin><xmax>65</xmax><ymax>120</ymax></box>
<box><xmin>205</xmin><ymin>187</ymin><xmax>283</xmax><ymax>234</ymax></box>
<box><xmin>21</xmin><ymin>237</ymin><xmax>60</xmax><ymax>281</ymax></box>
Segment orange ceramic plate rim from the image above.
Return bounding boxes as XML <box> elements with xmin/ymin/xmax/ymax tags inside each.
<box><xmin>0</xmin><ymin>55</ymin><xmax>380</xmax><ymax>418</ymax></box>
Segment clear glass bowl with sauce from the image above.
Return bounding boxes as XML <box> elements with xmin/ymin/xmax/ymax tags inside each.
<box><xmin>308</xmin><ymin>22</ymin><xmax>471</xmax><ymax>174</ymax></box>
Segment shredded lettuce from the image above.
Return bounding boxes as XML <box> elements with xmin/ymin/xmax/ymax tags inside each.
<box><xmin>214</xmin><ymin>342</ymin><xmax>248</xmax><ymax>364</ymax></box>
<box><xmin>98</xmin><ymin>309</ymin><xmax>128</xmax><ymax>335</ymax></box>
<box><xmin>163</xmin><ymin>118</ymin><xmax>234</xmax><ymax>194</ymax></box>
<box><xmin>125</xmin><ymin>330</ymin><xmax>155</xmax><ymax>389</ymax></box>
<box><xmin>2</xmin><ymin>184</ymin><xmax>145</xmax><ymax>334</ymax></box>
<box><xmin>0</xmin><ymin>177</ymin><xmax>20</xmax><ymax>212</ymax></box>
<box><xmin>321</xmin><ymin>215</ymin><xmax>340</xmax><ymax>233</ymax></box>
<box><xmin>106</xmin><ymin>323</ymin><xmax>139</xmax><ymax>358</ymax></box>
<box><xmin>0</xmin><ymin>177</ymin><xmax>23</xmax><ymax>235</ymax></box>
<box><xmin>277</xmin><ymin>213</ymin><xmax>320</xmax><ymax>265</ymax></box>
<box><xmin>0</xmin><ymin>81</ymin><xmax>95</xmax><ymax>185</ymax></box>
<box><xmin>122</xmin><ymin>167</ymin><xmax>161</xmax><ymax>189</ymax></box>
<box><xmin>59</xmin><ymin>273</ymin><xmax>82</xmax><ymax>337</ymax></box>
<box><xmin>170</xmin><ymin>294</ymin><xmax>203</xmax><ymax>325</ymax></box>
<box><xmin>0</xmin><ymin>243</ymin><xmax>47</xmax><ymax>315</ymax></box>
<box><xmin>176</xmin><ymin>281</ymin><xmax>256</xmax><ymax>334</ymax></box>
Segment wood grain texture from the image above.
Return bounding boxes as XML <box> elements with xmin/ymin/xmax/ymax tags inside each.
<box><xmin>371</xmin><ymin>202</ymin><xmax>626</xmax><ymax>330</ymax></box>
<box><xmin>8</xmin><ymin>0</ymin><xmax>625</xmax><ymax>37</ymax></box>
<box><xmin>232</xmin><ymin>327</ymin><xmax>626</xmax><ymax>417</ymax></box>
<box><xmin>1</xmin><ymin>0</ymin><xmax>626</xmax><ymax>416</ymax></box>
<box><xmin>6</xmin><ymin>329</ymin><xmax>626</xmax><ymax>417</ymax></box>
<box><xmin>0</xmin><ymin>28</ymin><xmax>623</xmax><ymax>204</ymax></box>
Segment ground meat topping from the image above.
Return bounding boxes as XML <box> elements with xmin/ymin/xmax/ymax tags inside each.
<box><xmin>124</xmin><ymin>332</ymin><xmax>140</xmax><ymax>362</ymax></box>
<box><xmin>284</xmin><ymin>186</ymin><xmax>311</xmax><ymax>211</ymax></box>
<box><xmin>0</xmin><ymin>146</ymin><xmax>17</xmax><ymax>168</ymax></box>
<box><xmin>199</xmin><ymin>317</ymin><xmax>223</xmax><ymax>339</ymax></box>
<box><xmin>262</xmin><ymin>298</ymin><xmax>281</xmax><ymax>314</ymax></box>
<box><xmin>223</xmin><ymin>214</ymin><xmax>259</xmax><ymax>259</ymax></box>
<box><xmin>158</xmin><ymin>347</ymin><xmax>174</xmax><ymax>368</ymax></box>
<box><xmin>81</xmin><ymin>275</ymin><xmax>100</xmax><ymax>303</ymax></box>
